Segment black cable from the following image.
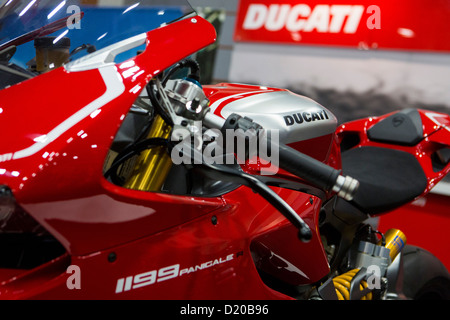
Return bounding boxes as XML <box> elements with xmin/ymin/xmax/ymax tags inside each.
<box><xmin>106</xmin><ymin>76</ymin><xmax>175</xmax><ymax>184</ymax></box>
<box><xmin>146</xmin><ymin>58</ymin><xmax>201</xmax><ymax>126</ymax></box>
<box><xmin>146</xmin><ymin>80</ymin><xmax>174</xmax><ymax>126</ymax></box>
<box><xmin>374</xmin><ymin>230</ymin><xmax>386</xmax><ymax>246</ymax></box>
<box><xmin>69</xmin><ymin>44</ymin><xmax>96</xmax><ymax>58</ymax></box>
<box><xmin>104</xmin><ymin>137</ymin><xmax>170</xmax><ymax>184</ymax></box>
<box><xmin>199</xmin><ymin>160</ymin><xmax>312</xmax><ymax>242</ymax></box>
<box><xmin>161</xmin><ymin>58</ymin><xmax>200</xmax><ymax>86</ymax></box>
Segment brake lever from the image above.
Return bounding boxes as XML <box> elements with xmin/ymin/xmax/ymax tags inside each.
<box><xmin>173</xmin><ymin>139</ymin><xmax>312</xmax><ymax>242</ymax></box>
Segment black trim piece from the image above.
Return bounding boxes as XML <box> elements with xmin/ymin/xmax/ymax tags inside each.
<box><xmin>367</xmin><ymin>108</ymin><xmax>424</xmax><ymax>146</ymax></box>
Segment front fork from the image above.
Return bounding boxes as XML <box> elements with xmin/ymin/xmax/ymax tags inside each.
<box><xmin>123</xmin><ymin>114</ymin><xmax>173</xmax><ymax>192</ymax></box>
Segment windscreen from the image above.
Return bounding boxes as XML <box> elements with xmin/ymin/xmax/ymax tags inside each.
<box><xmin>0</xmin><ymin>0</ymin><xmax>195</xmax><ymax>69</ymax></box>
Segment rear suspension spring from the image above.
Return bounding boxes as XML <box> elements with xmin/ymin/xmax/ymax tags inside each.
<box><xmin>333</xmin><ymin>269</ymin><xmax>373</xmax><ymax>300</ymax></box>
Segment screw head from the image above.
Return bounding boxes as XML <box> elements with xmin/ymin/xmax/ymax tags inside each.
<box><xmin>108</xmin><ymin>252</ymin><xmax>117</xmax><ymax>263</ymax></box>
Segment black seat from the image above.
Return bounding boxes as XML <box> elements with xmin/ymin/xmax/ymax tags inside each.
<box><xmin>341</xmin><ymin>146</ymin><xmax>428</xmax><ymax>214</ymax></box>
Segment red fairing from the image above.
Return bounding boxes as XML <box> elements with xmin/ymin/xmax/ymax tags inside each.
<box><xmin>0</xmin><ymin>16</ymin><xmax>331</xmax><ymax>299</ymax></box>
<box><xmin>0</xmin><ymin>16</ymin><xmax>217</xmax><ymax>254</ymax></box>
<box><xmin>4</xmin><ymin>187</ymin><xmax>327</xmax><ymax>299</ymax></box>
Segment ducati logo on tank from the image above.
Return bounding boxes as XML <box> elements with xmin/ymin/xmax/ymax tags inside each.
<box><xmin>284</xmin><ymin>109</ymin><xmax>330</xmax><ymax>126</ymax></box>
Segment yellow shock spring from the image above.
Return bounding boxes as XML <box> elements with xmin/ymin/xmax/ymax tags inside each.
<box><xmin>332</xmin><ymin>269</ymin><xmax>373</xmax><ymax>300</ymax></box>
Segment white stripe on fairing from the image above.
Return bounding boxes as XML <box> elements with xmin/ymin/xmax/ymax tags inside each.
<box><xmin>425</xmin><ymin>112</ymin><xmax>450</xmax><ymax>133</ymax></box>
<box><xmin>10</xmin><ymin>66</ymin><xmax>125</xmax><ymax>161</ymax></box>
<box><xmin>209</xmin><ymin>90</ymin><xmax>271</xmax><ymax>116</ymax></box>
<box><xmin>430</xmin><ymin>181</ymin><xmax>450</xmax><ymax>196</ymax></box>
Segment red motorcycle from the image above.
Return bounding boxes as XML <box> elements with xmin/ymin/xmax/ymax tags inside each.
<box><xmin>0</xmin><ymin>0</ymin><xmax>449</xmax><ymax>301</ymax></box>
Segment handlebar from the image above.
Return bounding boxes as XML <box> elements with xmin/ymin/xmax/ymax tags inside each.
<box><xmin>204</xmin><ymin>112</ymin><xmax>359</xmax><ymax>201</ymax></box>
<box><xmin>274</xmin><ymin>141</ymin><xmax>359</xmax><ymax>201</ymax></box>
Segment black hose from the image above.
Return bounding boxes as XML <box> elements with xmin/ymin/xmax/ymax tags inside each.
<box><xmin>104</xmin><ymin>137</ymin><xmax>170</xmax><ymax>184</ymax></box>
<box><xmin>200</xmin><ymin>160</ymin><xmax>312</xmax><ymax>242</ymax></box>
<box><xmin>161</xmin><ymin>58</ymin><xmax>200</xmax><ymax>86</ymax></box>
<box><xmin>146</xmin><ymin>80</ymin><xmax>174</xmax><ymax>126</ymax></box>
<box><xmin>69</xmin><ymin>44</ymin><xmax>96</xmax><ymax>57</ymax></box>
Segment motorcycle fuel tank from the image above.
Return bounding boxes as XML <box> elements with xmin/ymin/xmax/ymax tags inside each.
<box><xmin>205</xmin><ymin>84</ymin><xmax>337</xmax><ymax>144</ymax></box>
<box><xmin>204</xmin><ymin>83</ymin><xmax>338</xmax><ymax>163</ymax></box>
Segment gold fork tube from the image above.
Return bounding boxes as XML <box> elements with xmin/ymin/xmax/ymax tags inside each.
<box><xmin>123</xmin><ymin>115</ymin><xmax>172</xmax><ymax>192</ymax></box>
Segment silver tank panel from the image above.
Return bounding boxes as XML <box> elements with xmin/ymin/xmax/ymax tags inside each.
<box><xmin>217</xmin><ymin>90</ymin><xmax>337</xmax><ymax>144</ymax></box>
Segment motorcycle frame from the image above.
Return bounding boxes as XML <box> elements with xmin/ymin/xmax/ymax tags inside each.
<box><xmin>0</xmin><ymin>14</ymin><xmax>449</xmax><ymax>300</ymax></box>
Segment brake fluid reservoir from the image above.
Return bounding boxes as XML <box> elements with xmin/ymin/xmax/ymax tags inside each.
<box><xmin>34</xmin><ymin>36</ymin><xmax>70</xmax><ymax>73</ymax></box>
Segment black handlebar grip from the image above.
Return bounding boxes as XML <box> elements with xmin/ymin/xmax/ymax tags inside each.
<box><xmin>213</xmin><ymin>112</ymin><xmax>359</xmax><ymax>200</ymax></box>
<box><xmin>275</xmin><ymin>141</ymin><xmax>341</xmax><ymax>191</ymax></box>
<box><xmin>267</xmin><ymin>138</ymin><xmax>359</xmax><ymax>201</ymax></box>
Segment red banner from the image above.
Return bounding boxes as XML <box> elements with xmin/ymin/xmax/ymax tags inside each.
<box><xmin>234</xmin><ymin>0</ymin><xmax>450</xmax><ymax>52</ymax></box>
